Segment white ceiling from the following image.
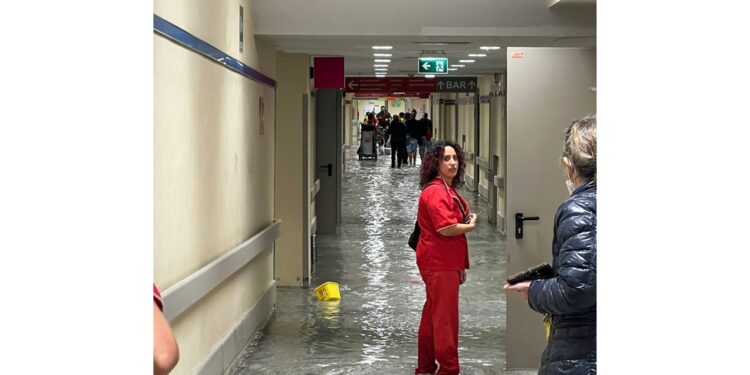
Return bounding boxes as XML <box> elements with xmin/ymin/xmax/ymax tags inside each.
<box><xmin>252</xmin><ymin>0</ymin><xmax>596</xmax><ymax>77</ymax></box>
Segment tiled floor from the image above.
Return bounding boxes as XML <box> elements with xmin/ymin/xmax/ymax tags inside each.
<box><xmin>228</xmin><ymin>151</ymin><xmax>532</xmax><ymax>374</ymax></box>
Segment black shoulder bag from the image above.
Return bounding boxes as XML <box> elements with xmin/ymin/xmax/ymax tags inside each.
<box><xmin>408</xmin><ymin>220</ymin><xmax>420</xmax><ymax>251</ymax></box>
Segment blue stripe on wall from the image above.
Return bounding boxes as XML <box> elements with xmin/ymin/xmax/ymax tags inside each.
<box><xmin>154</xmin><ymin>14</ymin><xmax>276</xmax><ymax>88</ymax></box>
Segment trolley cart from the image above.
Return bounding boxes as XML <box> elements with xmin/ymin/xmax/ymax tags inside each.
<box><xmin>358</xmin><ymin>129</ymin><xmax>377</xmax><ymax>160</ymax></box>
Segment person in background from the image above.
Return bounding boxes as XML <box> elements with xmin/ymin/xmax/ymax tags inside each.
<box><xmin>389</xmin><ymin>114</ymin><xmax>408</xmax><ymax>168</ymax></box>
<box><xmin>504</xmin><ymin>114</ymin><xmax>597</xmax><ymax>375</ymax></box>
<box><xmin>154</xmin><ymin>284</ymin><xmax>179</xmax><ymax>375</ymax></box>
<box><xmin>415</xmin><ymin>141</ymin><xmax>477</xmax><ymax>375</ymax></box>
<box><xmin>419</xmin><ymin>113</ymin><xmax>433</xmax><ymax>152</ymax></box>
<box><xmin>377</xmin><ymin>105</ymin><xmax>392</xmax><ymax>144</ymax></box>
<box><xmin>405</xmin><ymin>111</ymin><xmax>421</xmax><ymax>166</ymax></box>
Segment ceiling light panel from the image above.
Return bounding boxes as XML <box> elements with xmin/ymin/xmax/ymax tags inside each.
<box><xmin>372</xmin><ymin>46</ymin><xmax>393</xmax><ymax>50</ymax></box>
<box><xmin>468</xmin><ymin>54</ymin><xmax>486</xmax><ymax>57</ymax></box>
<box><xmin>459</xmin><ymin>59</ymin><xmax>475</xmax><ymax>63</ymax></box>
<box><xmin>374</xmin><ymin>59</ymin><xmax>391</xmax><ymax>63</ymax></box>
<box><xmin>451</xmin><ymin>64</ymin><xmax>465</xmax><ymax>68</ymax></box>
<box><xmin>480</xmin><ymin>46</ymin><xmax>501</xmax><ymax>51</ymax></box>
<box><xmin>373</xmin><ymin>64</ymin><xmax>388</xmax><ymax>67</ymax></box>
<box><xmin>373</xmin><ymin>53</ymin><xmax>392</xmax><ymax>57</ymax></box>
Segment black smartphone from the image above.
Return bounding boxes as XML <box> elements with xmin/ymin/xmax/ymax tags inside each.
<box><xmin>506</xmin><ymin>263</ymin><xmax>554</xmax><ymax>285</ymax></box>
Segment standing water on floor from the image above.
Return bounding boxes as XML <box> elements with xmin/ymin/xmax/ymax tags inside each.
<box><xmin>229</xmin><ymin>151</ymin><xmax>511</xmax><ymax>374</ymax></box>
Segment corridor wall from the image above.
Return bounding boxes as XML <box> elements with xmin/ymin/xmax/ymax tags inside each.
<box><xmin>154</xmin><ymin>1</ymin><xmax>277</xmax><ymax>374</ymax></box>
<box><xmin>478</xmin><ymin>75</ymin><xmax>492</xmax><ymax>200</ymax></box>
<box><xmin>457</xmin><ymin>93</ymin><xmax>476</xmax><ymax>190</ymax></box>
<box><xmin>274</xmin><ymin>52</ymin><xmax>313</xmax><ymax>286</ymax></box>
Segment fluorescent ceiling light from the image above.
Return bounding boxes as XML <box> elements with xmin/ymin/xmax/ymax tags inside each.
<box><xmin>447</xmin><ymin>68</ymin><xmax>458</xmax><ymax>71</ymax></box>
<box><xmin>480</xmin><ymin>46</ymin><xmax>501</xmax><ymax>51</ymax></box>
<box><xmin>376</xmin><ymin>74</ymin><xmax>386</xmax><ymax>78</ymax></box>
<box><xmin>372</xmin><ymin>46</ymin><xmax>393</xmax><ymax>50</ymax></box>
<box><xmin>373</xmin><ymin>64</ymin><xmax>388</xmax><ymax>67</ymax></box>
<box><xmin>374</xmin><ymin>68</ymin><xmax>388</xmax><ymax>71</ymax></box>
<box><xmin>374</xmin><ymin>59</ymin><xmax>391</xmax><ymax>63</ymax></box>
<box><xmin>468</xmin><ymin>54</ymin><xmax>486</xmax><ymax>57</ymax></box>
<box><xmin>425</xmin><ymin>75</ymin><xmax>435</xmax><ymax>78</ymax></box>
<box><xmin>459</xmin><ymin>59</ymin><xmax>475</xmax><ymax>63</ymax></box>
<box><xmin>373</xmin><ymin>53</ymin><xmax>392</xmax><ymax>57</ymax></box>
<box><xmin>451</xmin><ymin>64</ymin><xmax>465</xmax><ymax>68</ymax></box>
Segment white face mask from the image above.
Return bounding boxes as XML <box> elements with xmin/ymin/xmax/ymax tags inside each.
<box><xmin>565</xmin><ymin>179</ymin><xmax>576</xmax><ymax>195</ymax></box>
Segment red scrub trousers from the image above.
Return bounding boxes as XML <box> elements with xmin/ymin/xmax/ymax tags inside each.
<box><xmin>416</xmin><ymin>269</ymin><xmax>460</xmax><ymax>375</ymax></box>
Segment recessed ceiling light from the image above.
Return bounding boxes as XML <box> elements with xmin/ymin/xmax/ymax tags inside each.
<box><xmin>451</xmin><ymin>64</ymin><xmax>465</xmax><ymax>68</ymax></box>
<box><xmin>459</xmin><ymin>59</ymin><xmax>475</xmax><ymax>63</ymax></box>
<box><xmin>372</xmin><ymin>46</ymin><xmax>393</xmax><ymax>50</ymax></box>
<box><xmin>374</xmin><ymin>59</ymin><xmax>391</xmax><ymax>63</ymax></box>
<box><xmin>480</xmin><ymin>46</ymin><xmax>501</xmax><ymax>51</ymax></box>
<box><xmin>376</xmin><ymin>74</ymin><xmax>386</xmax><ymax>78</ymax></box>
<box><xmin>468</xmin><ymin>54</ymin><xmax>486</xmax><ymax>57</ymax></box>
<box><xmin>448</xmin><ymin>68</ymin><xmax>458</xmax><ymax>71</ymax></box>
<box><xmin>374</xmin><ymin>68</ymin><xmax>388</xmax><ymax>71</ymax></box>
<box><xmin>373</xmin><ymin>53</ymin><xmax>392</xmax><ymax>57</ymax></box>
<box><xmin>373</xmin><ymin>64</ymin><xmax>388</xmax><ymax>67</ymax></box>
<box><xmin>425</xmin><ymin>75</ymin><xmax>435</xmax><ymax>78</ymax></box>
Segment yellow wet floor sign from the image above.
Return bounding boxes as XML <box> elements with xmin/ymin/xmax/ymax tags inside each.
<box><xmin>314</xmin><ymin>282</ymin><xmax>341</xmax><ymax>301</ymax></box>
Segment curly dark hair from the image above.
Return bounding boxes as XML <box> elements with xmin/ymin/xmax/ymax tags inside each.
<box><xmin>419</xmin><ymin>140</ymin><xmax>466</xmax><ymax>189</ymax></box>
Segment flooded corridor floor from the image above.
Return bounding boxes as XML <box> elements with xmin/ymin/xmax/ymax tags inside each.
<box><xmin>229</xmin><ymin>151</ymin><xmax>515</xmax><ymax>374</ymax></box>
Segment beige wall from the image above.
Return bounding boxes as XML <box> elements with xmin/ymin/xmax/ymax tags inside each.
<box><xmin>154</xmin><ymin>0</ymin><xmax>276</xmax><ymax>374</ymax></box>
<box><xmin>356</xmin><ymin>99</ymin><xmax>385</xmax><ymax>121</ymax></box>
<box><xmin>458</xmin><ymin>93</ymin><xmax>475</xmax><ymax>182</ymax></box>
<box><xmin>388</xmin><ymin>97</ymin><xmax>406</xmax><ymax>116</ymax></box>
<box><xmin>274</xmin><ymin>52</ymin><xmax>311</xmax><ymax>286</ymax></box>
<box><xmin>407</xmin><ymin>98</ymin><xmax>429</xmax><ymax>117</ymax></box>
<box><xmin>430</xmin><ymin>95</ymin><xmax>440</xmax><ymax>140</ymax></box>
<box><xmin>477</xmin><ymin>75</ymin><xmax>492</xmax><ymax>195</ymax></box>
<box><xmin>444</xmin><ymin>94</ymin><xmax>457</xmax><ymax>142</ymax></box>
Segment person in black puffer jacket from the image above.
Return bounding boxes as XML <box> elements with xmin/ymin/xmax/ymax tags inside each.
<box><xmin>505</xmin><ymin>114</ymin><xmax>597</xmax><ymax>375</ymax></box>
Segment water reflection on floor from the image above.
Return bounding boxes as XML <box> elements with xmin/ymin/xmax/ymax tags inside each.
<box><xmin>229</xmin><ymin>150</ymin><xmax>512</xmax><ymax>374</ymax></box>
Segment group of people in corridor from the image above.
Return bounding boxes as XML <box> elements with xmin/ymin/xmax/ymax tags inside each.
<box><xmin>359</xmin><ymin>106</ymin><xmax>433</xmax><ymax>168</ymax></box>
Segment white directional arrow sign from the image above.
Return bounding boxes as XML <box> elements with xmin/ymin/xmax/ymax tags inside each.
<box><xmin>422</xmin><ymin>62</ymin><xmax>431</xmax><ymax>70</ymax></box>
<box><xmin>347</xmin><ymin>81</ymin><xmax>358</xmax><ymax>90</ymax></box>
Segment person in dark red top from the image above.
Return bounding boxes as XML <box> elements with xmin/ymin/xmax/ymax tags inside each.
<box><xmin>415</xmin><ymin>141</ymin><xmax>477</xmax><ymax>375</ymax></box>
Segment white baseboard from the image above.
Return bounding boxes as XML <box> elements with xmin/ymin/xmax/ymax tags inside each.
<box><xmin>193</xmin><ymin>280</ymin><xmax>276</xmax><ymax>375</ymax></box>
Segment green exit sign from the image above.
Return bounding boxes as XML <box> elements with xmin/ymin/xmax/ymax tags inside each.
<box><xmin>418</xmin><ymin>57</ymin><xmax>449</xmax><ymax>74</ymax></box>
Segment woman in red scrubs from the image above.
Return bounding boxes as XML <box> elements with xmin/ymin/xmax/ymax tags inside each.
<box><xmin>415</xmin><ymin>141</ymin><xmax>477</xmax><ymax>375</ymax></box>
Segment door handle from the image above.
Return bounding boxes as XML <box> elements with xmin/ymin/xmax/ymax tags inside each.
<box><xmin>319</xmin><ymin>163</ymin><xmax>332</xmax><ymax>177</ymax></box>
<box><xmin>515</xmin><ymin>213</ymin><xmax>540</xmax><ymax>239</ymax></box>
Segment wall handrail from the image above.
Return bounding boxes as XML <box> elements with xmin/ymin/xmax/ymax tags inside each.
<box><xmin>162</xmin><ymin>219</ymin><xmax>282</xmax><ymax>321</ymax></box>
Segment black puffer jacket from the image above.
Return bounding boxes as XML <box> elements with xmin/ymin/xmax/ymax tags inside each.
<box><xmin>528</xmin><ymin>180</ymin><xmax>596</xmax><ymax>375</ymax></box>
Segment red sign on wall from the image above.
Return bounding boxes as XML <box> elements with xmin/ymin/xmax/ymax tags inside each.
<box><xmin>313</xmin><ymin>57</ymin><xmax>345</xmax><ymax>89</ymax></box>
<box><xmin>345</xmin><ymin>77</ymin><xmax>436</xmax><ymax>95</ymax></box>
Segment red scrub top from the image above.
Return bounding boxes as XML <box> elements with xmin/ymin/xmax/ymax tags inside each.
<box><xmin>416</xmin><ymin>178</ymin><xmax>470</xmax><ymax>271</ymax></box>
<box><xmin>153</xmin><ymin>283</ymin><xmax>164</xmax><ymax>311</ymax></box>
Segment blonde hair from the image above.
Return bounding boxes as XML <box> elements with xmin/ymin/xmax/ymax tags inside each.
<box><xmin>563</xmin><ymin>114</ymin><xmax>597</xmax><ymax>181</ymax></box>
